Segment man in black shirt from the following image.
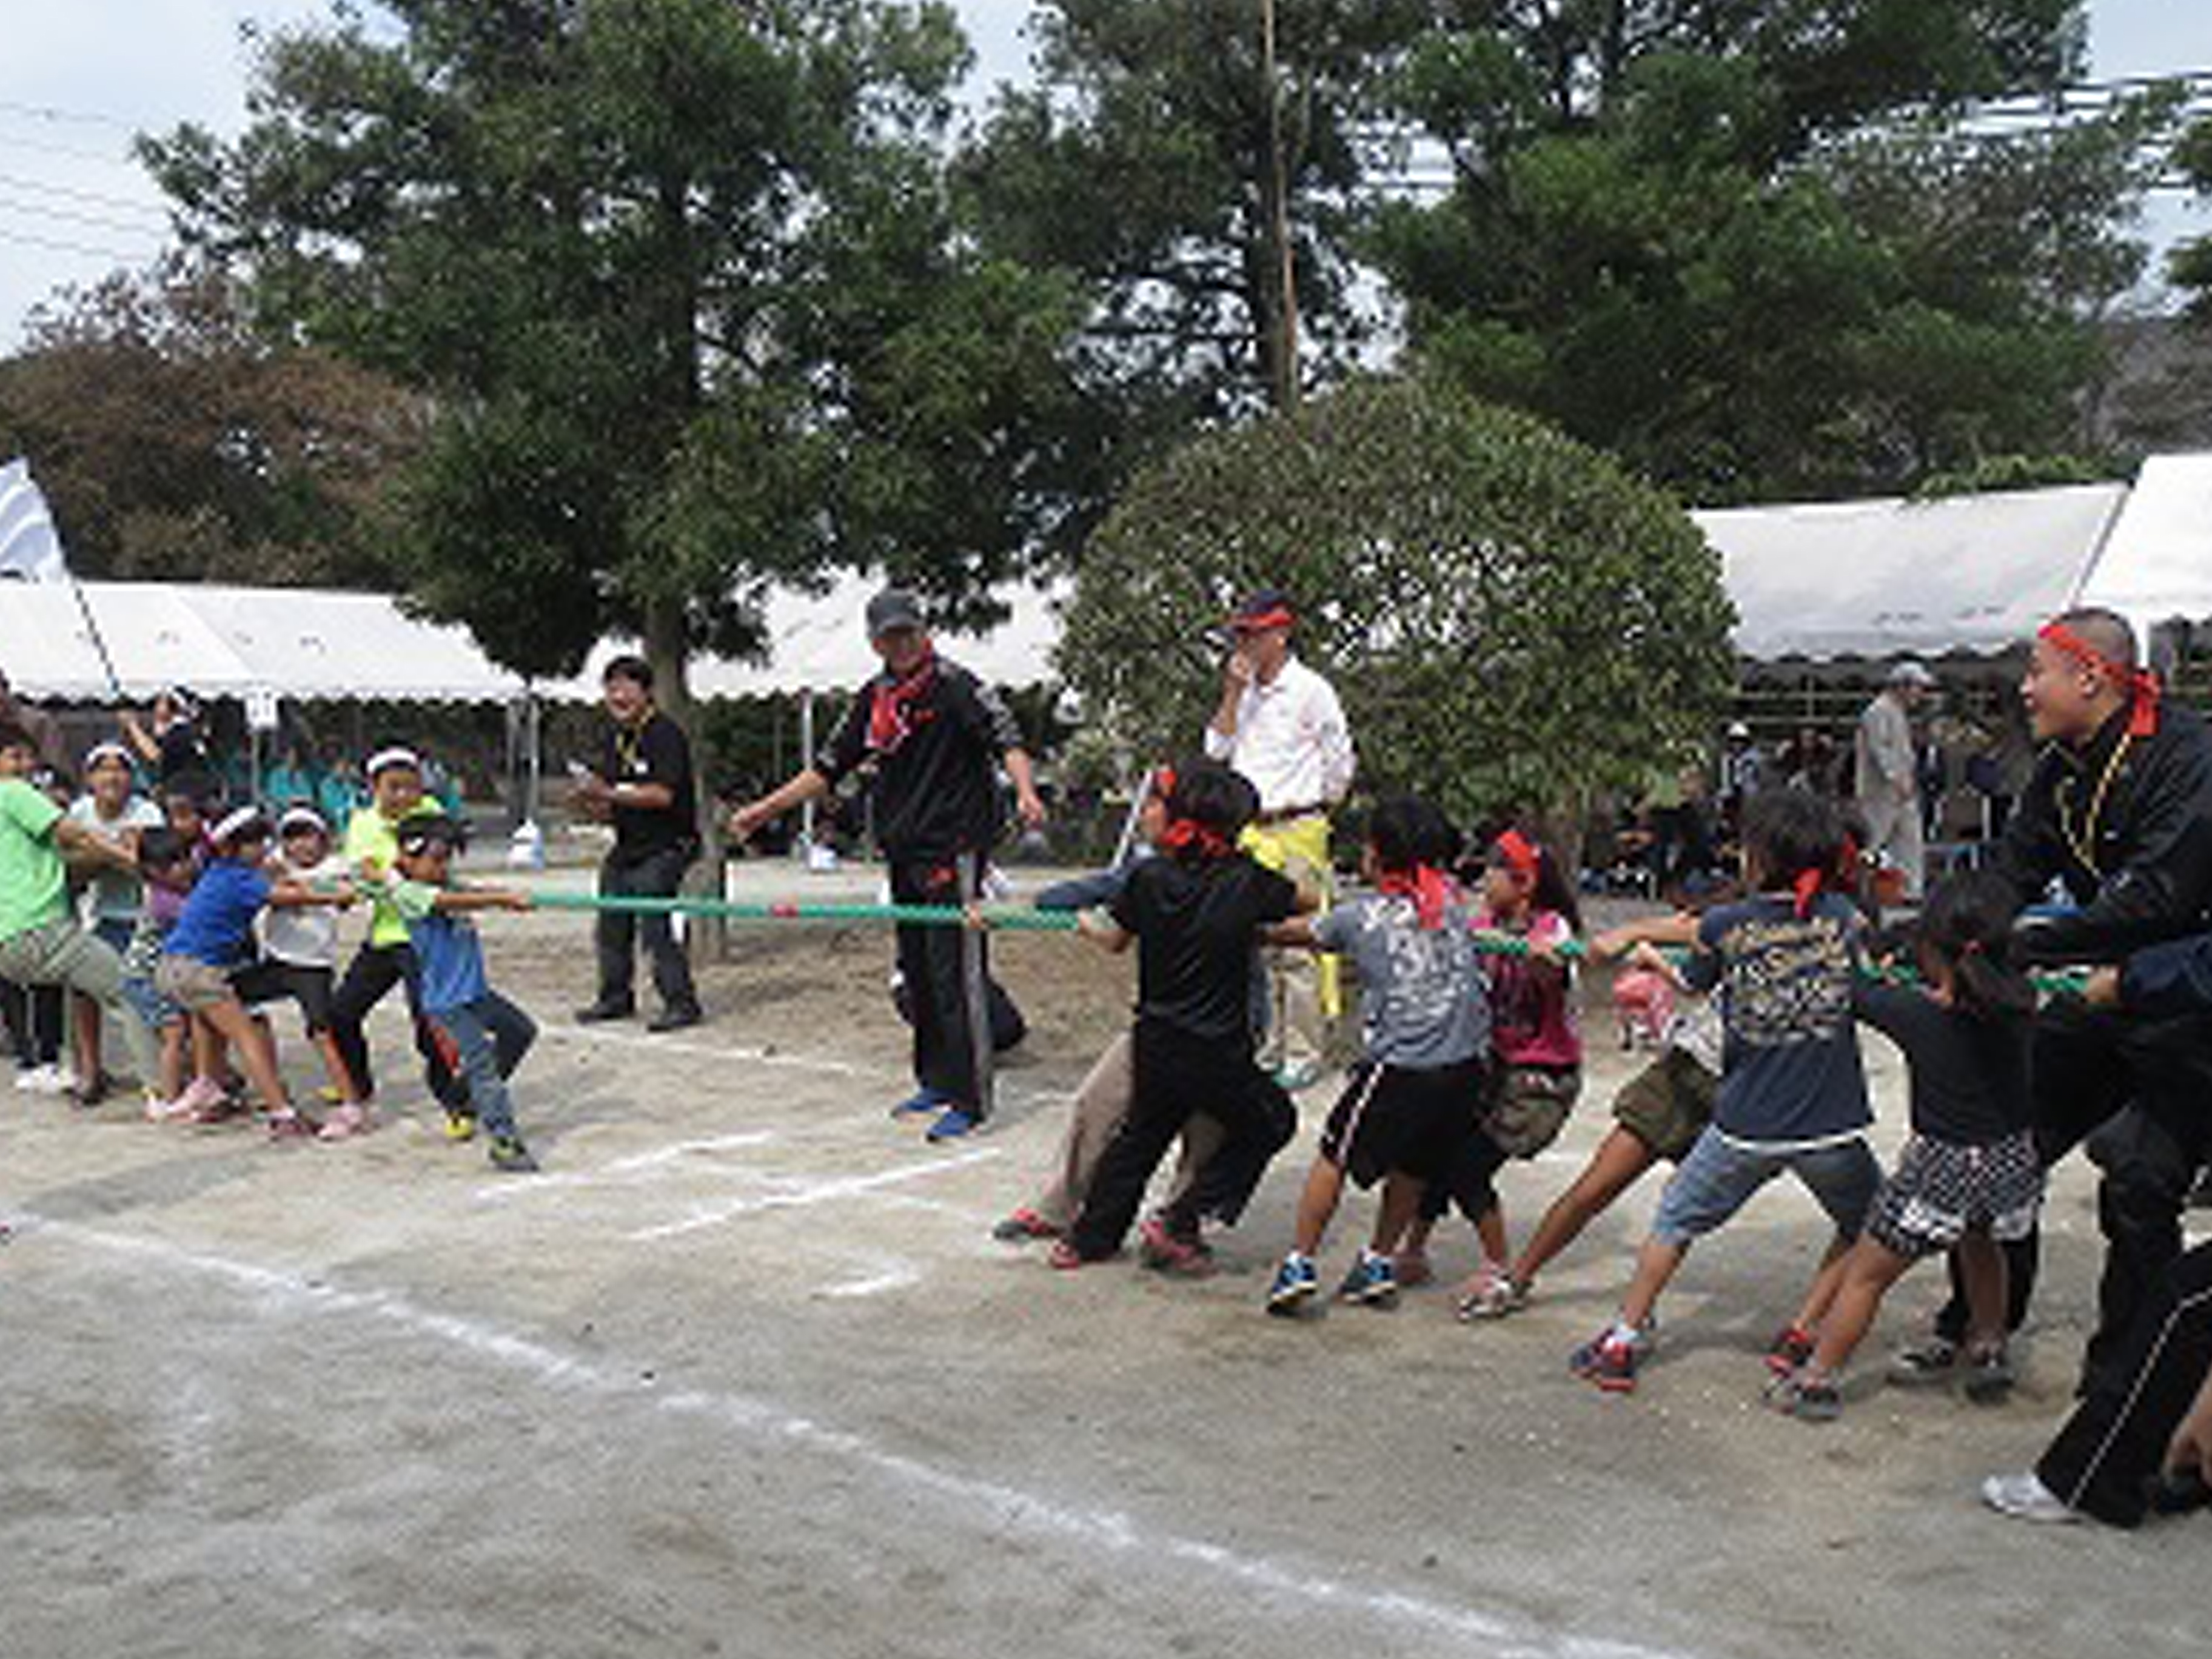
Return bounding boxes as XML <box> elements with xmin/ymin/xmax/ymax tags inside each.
<box><xmin>574</xmin><ymin>655</ymin><xmax>705</xmax><ymax>1032</ymax></box>
<box><xmin>1911</xmin><ymin>608</ymin><xmax>2212</xmax><ymax>1394</ymax></box>
<box><xmin>729</xmin><ymin>588</ymin><xmax>1045</xmax><ymax>1141</ymax></box>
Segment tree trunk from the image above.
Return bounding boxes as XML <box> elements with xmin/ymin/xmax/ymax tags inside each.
<box><xmin>642</xmin><ymin>597</ymin><xmax>728</xmax><ymax>965</ymax></box>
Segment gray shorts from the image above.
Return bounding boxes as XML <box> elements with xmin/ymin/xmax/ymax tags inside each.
<box><xmin>1649</xmin><ymin>1127</ymin><xmax>1881</xmax><ymax>1246</ymax></box>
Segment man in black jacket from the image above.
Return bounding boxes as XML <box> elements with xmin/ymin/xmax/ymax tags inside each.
<box><xmin>573</xmin><ymin>655</ymin><xmax>705</xmax><ymax>1033</ymax></box>
<box><xmin>1904</xmin><ymin>608</ymin><xmax>2212</xmax><ymax>1395</ymax></box>
<box><xmin>729</xmin><ymin>589</ymin><xmax>1045</xmax><ymax>1142</ymax></box>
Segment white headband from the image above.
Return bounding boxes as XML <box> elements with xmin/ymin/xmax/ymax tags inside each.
<box><xmin>210</xmin><ymin>806</ymin><xmax>269</xmax><ymax>846</ymax></box>
<box><xmin>366</xmin><ymin>746</ymin><xmax>423</xmax><ymax>779</ymax></box>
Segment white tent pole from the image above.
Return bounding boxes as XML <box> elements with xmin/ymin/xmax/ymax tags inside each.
<box><xmin>799</xmin><ymin>687</ymin><xmax>817</xmax><ymax>854</ymax></box>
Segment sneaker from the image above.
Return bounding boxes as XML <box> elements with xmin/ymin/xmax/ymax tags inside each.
<box><xmin>1273</xmin><ymin>1059</ymin><xmax>1324</xmax><ymax>1092</ymax></box>
<box><xmin>155</xmin><ymin>1074</ymin><xmax>228</xmax><ymax>1123</ymax></box>
<box><xmin>1047</xmin><ymin>1239</ymin><xmax>1093</xmax><ymax>1271</ymax></box>
<box><xmin>572</xmin><ymin>999</ymin><xmax>635</xmax><ymax>1024</ymax></box>
<box><xmin>1570</xmin><ymin>1324</ymin><xmax>1650</xmax><ymax>1392</ymax></box>
<box><xmin>488</xmin><ymin>1134</ymin><xmax>540</xmax><ymax>1173</ymax></box>
<box><xmin>315</xmin><ymin>1083</ymin><xmax>346</xmax><ymax>1105</ymax></box>
<box><xmin>1765</xmin><ymin>1322</ymin><xmax>1818</xmax><ymax>1378</ymax></box>
<box><xmin>264</xmin><ymin>1110</ymin><xmax>319</xmax><ymax>1141</ymax></box>
<box><xmin>443</xmin><ymin>1107</ymin><xmax>478</xmax><ymax>1144</ymax></box>
<box><xmin>317</xmin><ymin>1103</ymin><xmax>372</xmax><ymax>1142</ymax></box>
<box><xmin>1335</xmin><ymin>1250</ymin><xmax>1399</xmax><ymax>1308</ymax></box>
<box><xmin>1981</xmin><ymin>1472</ymin><xmax>2080</xmax><ymax>1524</ymax></box>
<box><xmin>1392</xmin><ymin>1247</ymin><xmax>1434</xmax><ymax>1289</ymax></box>
<box><xmin>1888</xmin><ymin>1335</ymin><xmax>1960</xmax><ymax>1388</ymax></box>
<box><xmin>991</xmin><ymin>1207</ymin><xmax>1061</xmax><ymax>1243</ymax></box>
<box><xmin>1765</xmin><ymin>1371</ymin><xmax>1843</xmax><ymax>1423</ymax></box>
<box><xmin>16</xmin><ymin>1062</ymin><xmax>69</xmax><ymax>1094</ymax></box>
<box><xmin>646</xmin><ymin>1005</ymin><xmax>703</xmax><ymax>1034</ymax></box>
<box><xmin>923</xmin><ymin>1107</ymin><xmax>978</xmax><ymax>1142</ymax></box>
<box><xmin>1267</xmin><ymin>1254</ymin><xmax>1320</xmax><ymax>1316</ymax></box>
<box><xmin>1456</xmin><ymin>1263</ymin><xmax>1528</xmax><ymax>1321</ymax></box>
<box><xmin>1136</xmin><ymin>1216</ymin><xmax>1215</xmax><ymax>1277</ymax></box>
<box><xmin>66</xmin><ymin>1070</ymin><xmax>112</xmax><ymax>1109</ymax></box>
<box><xmin>1962</xmin><ymin>1346</ymin><xmax>2016</xmax><ymax>1404</ymax></box>
<box><xmin>889</xmin><ymin>1086</ymin><xmax>952</xmax><ymax>1120</ymax></box>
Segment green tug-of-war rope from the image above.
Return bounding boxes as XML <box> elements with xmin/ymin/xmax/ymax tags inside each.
<box><xmin>526</xmin><ymin>891</ymin><xmax>2094</xmax><ymax>997</ymax></box>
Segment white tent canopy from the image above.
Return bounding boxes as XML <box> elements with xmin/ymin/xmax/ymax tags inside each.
<box><xmin>5</xmin><ymin>454</ymin><xmax>2209</xmax><ymax>699</ymax></box>
<box><xmin>1692</xmin><ymin>483</ymin><xmax>2129</xmax><ymax>662</ymax></box>
<box><xmin>0</xmin><ymin>574</ymin><xmax>1067</xmax><ymax>705</ymax></box>
<box><xmin>558</xmin><ymin>570</ymin><xmax>1067</xmax><ymax>700</ymax></box>
<box><xmin>0</xmin><ymin>580</ymin><xmax>531</xmax><ymax>703</ymax></box>
<box><xmin>2074</xmin><ymin>452</ymin><xmax>2212</xmax><ymax>637</ymax></box>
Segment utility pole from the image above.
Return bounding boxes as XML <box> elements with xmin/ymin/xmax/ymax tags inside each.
<box><xmin>1261</xmin><ymin>0</ymin><xmax>1301</xmax><ymax>409</ymax></box>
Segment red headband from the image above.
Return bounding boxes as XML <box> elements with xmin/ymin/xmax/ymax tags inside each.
<box><xmin>1230</xmin><ymin>606</ymin><xmax>1295</xmax><ymax>634</ymax></box>
<box><xmin>1493</xmin><ymin>829</ymin><xmax>1541</xmax><ymax>882</ymax></box>
<box><xmin>2040</xmin><ymin>620</ymin><xmax>2161</xmax><ymax>739</ymax></box>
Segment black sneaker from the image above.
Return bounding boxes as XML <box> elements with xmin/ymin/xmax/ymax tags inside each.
<box><xmin>488</xmin><ymin>1134</ymin><xmax>540</xmax><ymax>1173</ymax></box>
<box><xmin>573</xmin><ymin>1000</ymin><xmax>635</xmax><ymax>1024</ymax></box>
<box><xmin>646</xmin><ymin>1005</ymin><xmax>703</xmax><ymax>1034</ymax></box>
<box><xmin>1887</xmin><ymin>1335</ymin><xmax>1959</xmax><ymax>1387</ymax></box>
<box><xmin>1962</xmin><ymin>1346</ymin><xmax>2015</xmax><ymax>1403</ymax></box>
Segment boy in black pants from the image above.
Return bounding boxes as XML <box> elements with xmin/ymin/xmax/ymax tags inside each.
<box><xmin>1053</xmin><ymin>762</ymin><xmax>1310</xmax><ymax>1273</ymax></box>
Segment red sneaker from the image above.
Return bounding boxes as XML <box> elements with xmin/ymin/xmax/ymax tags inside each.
<box><xmin>1136</xmin><ymin>1216</ymin><xmax>1216</xmax><ymax>1278</ymax></box>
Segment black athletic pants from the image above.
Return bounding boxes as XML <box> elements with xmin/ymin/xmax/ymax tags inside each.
<box><xmin>2036</xmin><ymin>1240</ymin><xmax>2212</xmax><ymax>1526</ymax></box>
<box><xmin>329</xmin><ymin>941</ymin><xmax>467</xmax><ymax>1111</ymax></box>
<box><xmin>1934</xmin><ymin>999</ymin><xmax>2212</xmax><ymax>1392</ymax></box>
<box><xmin>592</xmin><ymin>844</ymin><xmax>700</xmax><ymax>1017</ymax></box>
<box><xmin>1069</xmin><ymin>1019</ymin><xmax>1296</xmax><ymax>1260</ymax></box>
<box><xmin>890</xmin><ymin>853</ymin><xmax>988</xmax><ymax>1116</ymax></box>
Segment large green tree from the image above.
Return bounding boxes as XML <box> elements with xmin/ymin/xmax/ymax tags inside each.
<box><xmin>1368</xmin><ymin>1</ymin><xmax>2177</xmax><ymax>501</ymax></box>
<box><xmin>143</xmin><ymin>0</ymin><xmax>1085</xmax><ymax>700</ymax></box>
<box><xmin>0</xmin><ymin>262</ymin><xmax>421</xmax><ymax>588</ymax></box>
<box><xmin>1057</xmin><ymin>375</ymin><xmax>1735</xmax><ymax>827</ymax></box>
<box><xmin>961</xmin><ymin>0</ymin><xmax>1430</xmax><ymax>429</ymax></box>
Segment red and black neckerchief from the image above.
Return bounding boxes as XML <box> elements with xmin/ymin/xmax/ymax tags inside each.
<box><xmin>865</xmin><ymin>651</ymin><xmax>939</xmax><ymax>756</ymax></box>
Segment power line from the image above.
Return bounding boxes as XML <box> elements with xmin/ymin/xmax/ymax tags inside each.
<box><xmin>0</xmin><ymin>194</ymin><xmax>175</xmax><ymax>236</ymax></box>
<box><xmin>0</xmin><ymin>96</ymin><xmax>141</xmax><ymax>131</ymax></box>
<box><xmin>0</xmin><ymin>228</ymin><xmax>159</xmax><ymax>262</ymax></box>
<box><xmin>0</xmin><ymin>171</ymin><xmax>171</xmax><ymax>218</ymax></box>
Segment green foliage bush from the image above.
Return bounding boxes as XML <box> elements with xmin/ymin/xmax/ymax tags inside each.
<box><xmin>1059</xmin><ymin>377</ymin><xmax>1735</xmax><ymax>826</ymax></box>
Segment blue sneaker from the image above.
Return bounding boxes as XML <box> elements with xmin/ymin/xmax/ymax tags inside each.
<box><xmin>1334</xmin><ymin>1250</ymin><xmax>1398</xmax><ymax>1308</ymax></box>
<box><xmin>890</xmin><ymin>1087</ymin><xmax>952</xmax><ymax>1119</ymax></box>
<box><xmin>923</xmin><ymin>1106</ymin><xmax>977</xmax><ymax>1142</ymax></box>
<box><xmin>1267</xmin><ymin>1253</ymin><xmax>1319</xmax><ymax>1316</ymax></box>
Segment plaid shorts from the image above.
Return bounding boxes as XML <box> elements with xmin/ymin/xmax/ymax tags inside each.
<box><xmin>1866</xmin><ymin>1130</ymin><xmax>2044</xmax><ymax>1259</ymax></box>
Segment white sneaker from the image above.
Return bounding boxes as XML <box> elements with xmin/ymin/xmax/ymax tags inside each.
<box><xmin>16</xmin><ymin>1062</ymin><xmax>69</xmax><ymax>1094</ymax></box>
<box><xmin>1981</xmin><ymin>1472</ymin><xmax>2081</xmax><ymax>1524</ymax></box>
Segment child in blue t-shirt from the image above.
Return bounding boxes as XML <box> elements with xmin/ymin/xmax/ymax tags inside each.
<box><xmin>386</xmin><ymin>816</ymin><xmax>540</xmax><ymax>1173</ymax></box>
<box><xmin>1572</xmin><ymin>789</ymin><xmax>1879</xmax><ymax>1393</ymax></box>
<box><xmin>151</xmin><ymin>807</ymin><xmax>355</xmax><ymax>1136</ymax></box>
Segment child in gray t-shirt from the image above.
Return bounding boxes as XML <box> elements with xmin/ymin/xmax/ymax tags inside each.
<box><xmin>1261</xmin><ymin>796</ymin><xmax>1492</xmax><ymax>1315</ymax></box>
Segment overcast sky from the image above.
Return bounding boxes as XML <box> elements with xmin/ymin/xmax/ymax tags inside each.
<box><xmin>1</xmin><ymin>0</ymin><xmax>2202</xmax><ymax>347</ymax></box>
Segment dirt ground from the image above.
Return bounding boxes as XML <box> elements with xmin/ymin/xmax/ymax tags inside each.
<box><xmin>2</xmin><ymin>859</ymin><xmax>2204</xmax><ymax>1659</ymax></box>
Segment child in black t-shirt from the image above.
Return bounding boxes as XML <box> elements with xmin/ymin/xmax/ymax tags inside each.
<box><xmin>1766</xmin><ymin>871</ymin><xmax>2041</xmax><ymax>1421</ymax></box>
<box><xmin>1053</xmin><ymin>762</ymin><xmax>1308</xmax><ymax>1273</ymax></box>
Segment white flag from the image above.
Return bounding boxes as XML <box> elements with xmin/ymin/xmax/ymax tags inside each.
<box><xmin>0</xmin><ymin>457</ymin><xmax>69</xmax><ymax>583</ymax></box>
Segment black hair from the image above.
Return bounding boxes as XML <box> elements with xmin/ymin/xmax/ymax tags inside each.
<box><xmin>1527</xmin><ymin>840</ymin><xmax>1583</xmax><ymax>934</ymax></box>
<box><xmin>0</xmin><ymin>721</ymin><xmax>32</xmax><ymax>754</ymax></box>
<box><xmin>163</xmin><ymin>771</ymin><xmax>224</xmax><ymax>813</ymax></box>
<box><xmin>395</xmin><ymin>813</ymin><xmax>467</xmax><ymax>856</ymax></box>
<box><xmin>1164</xmin><ymin>760</ymin><xmax>1258</xmax><ymax>846</ymax></box>
<box><xmin>1741</xmin><ymin>788</ymin><xmax>1846</xmax><ymax>899</ymax></box>
<box><xmin>137</xmin><ymin>826</ymin><xmax>194</xmax><ymax>874</ymax></box>
<box><xmin>603</xmin><ymin>654</ymin><xmax>654</xmax><ymax>692</ymax></box>
<box><xmin>1917</xmin><ymin>871</ymin><xmax>2035</xmax><ymax>1019</ymax></box>
<box><xmin>1366</xmin><ymin>795</ymin><xmax>1462</xmax><ymax>876</ymax></box>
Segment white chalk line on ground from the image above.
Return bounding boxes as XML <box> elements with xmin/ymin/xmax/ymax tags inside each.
<box><xmin>625</xmin><ymin>1145</ymin><xmax>1004</xmax><ymax>1242</ymax></box>
<box><xmin>24</xmin><ymin>1215</ymin><xmax>1707</xmax><ymax>1659</ymax></box>
<box><xmin>468</xmin><ymin>1130</ymin><xmax>783</xmax><ymax>1203</ymax></box>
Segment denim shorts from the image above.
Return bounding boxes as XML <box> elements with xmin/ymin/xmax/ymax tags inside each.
<box><xmin>1649</xmin><ymin>1126</ymin><xmax>1881</xmax><ymax>1246</ymax></box>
